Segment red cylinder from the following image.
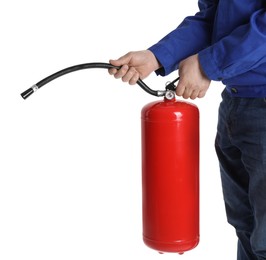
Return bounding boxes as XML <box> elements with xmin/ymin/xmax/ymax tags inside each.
<box><xmin>141</xmin><ymin>97</ymin><xmax>199</xmax><ymax>254</ymax></box>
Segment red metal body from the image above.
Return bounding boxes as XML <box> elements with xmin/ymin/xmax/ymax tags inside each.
<box><xmin>141</xmin><ymin>97</ymin><xmax>199</xmax><ymax>254</ymax></box>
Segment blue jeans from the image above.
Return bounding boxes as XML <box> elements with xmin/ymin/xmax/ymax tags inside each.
<box><xmin>215</xmin><ymin>89</ymin><xmax>266</xmax><ymax>260</ymax></box>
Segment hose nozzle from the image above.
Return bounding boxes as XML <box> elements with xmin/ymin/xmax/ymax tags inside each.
<box><xmin>21</xmin><ymin>85</ymin><xmax>39</xmax><ymax>99</ymax></box>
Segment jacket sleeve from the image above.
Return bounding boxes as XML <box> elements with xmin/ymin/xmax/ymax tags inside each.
<box><xmin>198</xmin><ymin>9</ymin><xmax>266</xmax><ymax>81</ymax></box>
<box><xmin>149</xmin><ymin>0</ymin><xmax>218</xmax><ymax>76</ymax></box>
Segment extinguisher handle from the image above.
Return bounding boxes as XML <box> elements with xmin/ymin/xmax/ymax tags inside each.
<box><xmin>20</xmin><ymin>62</ymin><xmax>167</xmax><ymax>99</ymax></box>
<box><xmin>165</xmin><ymin>77</ymin><xmax>179</xmax><ymax>91</ymax></box>
<box><xmin>163</xmin><ymin>77</ymin><xmax>179</xmax><ymax>100</ymax></box>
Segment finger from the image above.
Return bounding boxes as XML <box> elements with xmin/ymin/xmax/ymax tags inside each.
<box><xmin>175</xmin><ymin>82</ymin><xmax>185</xmax><ymax>97</ymax></box>
<box><xmin>122</xmin><ymin>67</ymin><xmax>137</xmax><ymax>83</ymax></box>
<box><xmin>190</xmin><ymin>90</ymin><xmax>200</xmax><ymax>100</ymax></box>
<box><xmin>129</xmin><ymin>72</ymin><xmax>139</xmax><ymax>85</ymax></box>
<box><xmin>109</xmin><ymin>59</ymin><xmax>121</xmax><ymax>66</ymax></box>
<box><xmin>108</xmin><ymin>68</ymin><xmax>118</xmax><ymax>75</ymax></box>
<box><xmin>113</xmin><ymin>64</ymin><xmax>129</xmax><ymax>79</ymax></box>
<box><xmin>182</xmin><ymin>87</ymin><xmax>193</xmax><ymax>99</ymax></box>
<box><xmin>198</xmin><ymin>90</ymin><xmax>207</xmax><ymax>98</ymax></box>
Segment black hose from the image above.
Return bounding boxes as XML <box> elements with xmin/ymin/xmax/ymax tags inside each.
<box><xmin>21</xmin><ymin>62</ymin><xmax>165</xmax><ymax>99</ymax></box>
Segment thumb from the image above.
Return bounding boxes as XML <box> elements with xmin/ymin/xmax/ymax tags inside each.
<box><xmin>109</xmin><ymin>53</ymin><xmax>132</xmax><ymax>67</ymax></box>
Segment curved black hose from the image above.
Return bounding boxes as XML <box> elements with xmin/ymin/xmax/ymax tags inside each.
<box><xmin>21</xmin><ymin>62</ymin><xmax>165</xmax><ymax>99</ymax></box>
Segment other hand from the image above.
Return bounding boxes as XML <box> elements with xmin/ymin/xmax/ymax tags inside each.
<box><xmin>176</xmin><ymin>54</ymin><xmax>211</xmax><ymax>99</ymax></box>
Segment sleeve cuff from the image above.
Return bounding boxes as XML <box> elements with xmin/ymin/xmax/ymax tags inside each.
<box><xmin>148</xmin><ymin>44</ymin><xmax>179</xmax><ymax>76</ymax></box>
<box><xmin>198</xmin><ymin>47</ymin><xmax>223</xmax><ymax>81</ymax></box>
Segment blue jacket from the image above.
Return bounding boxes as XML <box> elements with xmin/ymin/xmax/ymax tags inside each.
<box><xmin>149</xmin><ymin>0</ymin><xmax>266</xmax><ymax>97</ymax></box>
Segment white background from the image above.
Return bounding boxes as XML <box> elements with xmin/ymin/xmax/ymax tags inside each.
<box><xmin>1</xmin><ymin>0</ymin><xmax>237</xmax><ymax>259</ymax></box>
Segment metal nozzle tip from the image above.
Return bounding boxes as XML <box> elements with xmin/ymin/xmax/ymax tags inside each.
<box><xmin>21</xmin><ymin>85</ymin><xmax>38</xmax><ymax>99</ymax></box>
<box><xmin>21</xmin><ymin>88</ymin><xmax>34</xmax><ymax>99</ymax></box>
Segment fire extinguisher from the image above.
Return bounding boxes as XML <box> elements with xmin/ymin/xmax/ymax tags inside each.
<box><xmin>21</xmin><ymin>62</ymin><xmax>199</xmax><ymax>254</ymax></box>
<box><xmin>142</xmin><ymin>89</ymin><xmax>199</xmax><ymax>254</ymax></box>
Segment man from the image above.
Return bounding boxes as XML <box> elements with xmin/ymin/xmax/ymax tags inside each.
<box><xmin>109</xmin><ymin>1</ymin><xmax>266</xmax><ymax>259</ymax></box>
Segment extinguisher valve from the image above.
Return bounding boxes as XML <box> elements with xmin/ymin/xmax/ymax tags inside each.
<box><xmin>165</xmin><ymin>90</ymin><xmax>175</xmax><ymax>100</ymax></box>
<box><xmin>164</xmin><ymin>77</ymin><xmax>179</xmax><ymax>100</ymax></box>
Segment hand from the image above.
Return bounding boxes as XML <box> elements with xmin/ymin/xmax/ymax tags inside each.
<box><xmin>176</xmin><ymin>54</ymin><xmax>211</xmax><ymax>99</ymax></box>
<box><xmin>108</xmin><ymin>50</ymin><xmax>161</xmax><ymax>85</ymax></box>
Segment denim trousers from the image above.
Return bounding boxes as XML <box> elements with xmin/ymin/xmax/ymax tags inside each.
<box><xmin>215</xmin><ymin>89</ymin><xmax>266</xmax><ymax>260</ymax></box>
